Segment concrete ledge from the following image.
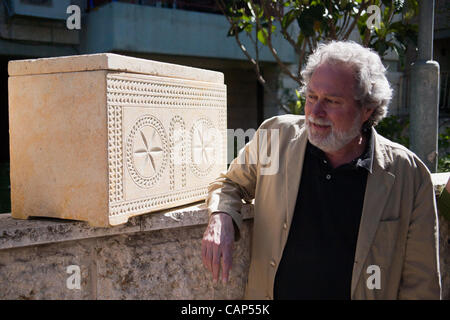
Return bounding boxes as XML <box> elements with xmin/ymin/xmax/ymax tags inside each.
<box><xmin>432</xmin><ymin>172</ymin><xmax>450</xmax><ymax>193</ymax></box>
<box><xmin>0</xmin><ymin>202</ymin><xmax>254</xmax><ymax>251</ymax></box>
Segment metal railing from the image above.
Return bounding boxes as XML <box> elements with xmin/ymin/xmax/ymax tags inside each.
<box><xmin>87</xmin><ymin>0</ymin><xmax>223</xmax><ymax>14</ymax></box>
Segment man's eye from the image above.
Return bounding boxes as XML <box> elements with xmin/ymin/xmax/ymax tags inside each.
<box><xmin>308</xmin><ymin>95</ymin><xmax>317</xmax><ymax>100</ymax></box>
<box><xmin>327</xmin><ymin>99</ymin><xmax>339</xmax><ymax>104</ymax></box>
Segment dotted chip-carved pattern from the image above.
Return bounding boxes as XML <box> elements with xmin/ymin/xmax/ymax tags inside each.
<box><xmin>189</xmin><ymin>117</ymin><xmax>216</xmax><ymax>178</ymax></box>
<box><xmin>109</xmin><ymin>187</ymin><xmax>208</xmax><ymax>216</ymax></box>
<box><xmin>219</xmin><ymin>108</ymin><xmax>227</xmax><ymax>167</ymax></box>
<box><xmin>126</xmin><ymin>115</ymin><xmax>169</xmax><ymax>189</ymax></box>
<box><xmin>107</xmin><ymin>104</ymin><xmax>124</xmax><ymax>203</ymax></box>
<box><xmin>169</xmin><ymin>115</ymin><xmax>187</xmax><ymax>191</ymax></box>
<box><xmin>107</xmin><ymin>74</ymin><xmax>226</xmax><ymax>108</ymax></box>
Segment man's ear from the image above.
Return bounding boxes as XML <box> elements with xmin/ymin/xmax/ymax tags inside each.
<box><xmin>362</xmin><ymin>107</ymin><xmax>375</xmax><ymax>123</ymax></box>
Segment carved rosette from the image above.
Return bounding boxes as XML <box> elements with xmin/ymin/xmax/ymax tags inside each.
<box><xmin>189</xmin><ymin>118</ymin><xmax>217</xmax><ymax>177</ymax></box>
<box><xmin>126</xmin><ymin>115</ymin><xmax>169</xmax><ymax>188</ymax></box>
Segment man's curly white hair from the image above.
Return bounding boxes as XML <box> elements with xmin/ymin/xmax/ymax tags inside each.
<box><xmin>300</xmin><ymin>41</ymin><xmax>393</xmax><ymax>129</ymax></box>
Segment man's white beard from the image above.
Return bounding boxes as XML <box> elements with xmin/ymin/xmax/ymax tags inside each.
<box><xmin>305</xmin><ymin>112</ymin><xmax>362</xmax><ymax>153</ymax></box>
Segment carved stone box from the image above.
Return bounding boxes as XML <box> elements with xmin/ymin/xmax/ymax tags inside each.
<box><xmin>8</xmin><ymin>54</ymin><xmax>227</xmax><ymax>227</ymax></box>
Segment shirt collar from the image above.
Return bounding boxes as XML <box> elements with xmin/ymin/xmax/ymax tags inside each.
<box><xmin>356</xmin><ymin>129</ymin><xmax>374</xmax><ymax>173</ymax></box>
<box><xmin>307</xmin><ymin>129</ymin><xmax>375</xmax><ymax>173</ymax></box>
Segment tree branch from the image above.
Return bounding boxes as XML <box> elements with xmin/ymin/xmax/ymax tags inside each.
<box><xmin>298</xmin><ymin>39</ymin><xmax>307</xmax><ymax>78</ymax></box>
<box><xmin>249</xmin><ymin>0</ymin><xmax>301</xmax><ymax>85</ymax></box>
<box><xmin>307</xmin><ymin>36</ymin><xmax>314</xmax><ymax>53</ymax></box>
<box><xmin>343</xmin><ymin>0</ymin><xmax>370</xmax><ymax>40</ymax></box>
<box><xmin>336</xmin><ymin>9</ymin><xmax>350</xmax><ymax>38</ymax></box>
<box><xmin>327</xmin><ymin>1</ymin><xmax>337</xmax><ymax>40</ymax></box>
<box><xmin>272</xmin><ymin>3</ymin><xmax>302</xmax><ymax>56</ymax></box>
<box><xmin>215</xmin><ymin>0</ymin><xmax>292</xmax><ymax>114</ymax></box>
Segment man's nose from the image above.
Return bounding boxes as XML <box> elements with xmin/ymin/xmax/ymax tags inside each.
<box><xmin>311</xmin><ymin>99</ymin><xmax>326</xmax><ymax>117</ymax></box>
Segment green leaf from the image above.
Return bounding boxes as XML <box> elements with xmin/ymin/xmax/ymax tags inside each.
<box><xmin>257</xmin><ymin>28</ymin><xmax>269</xmax><ymax>45</ymax></box>
<box><xmin>244</xmin><ymin>22</ymin><xmax>253</xmax><ymax>33</ymax></box>
<box><xmin>281</xmin><ymin>9</ymin><xmax>297</xmax><ymax>30</ymax></box>
<box><xmin>296</xmin><ymin>4</ymin><xmax>325</xmax><ymax>37</ymax></box>
<box><xmin>241</xmin><ymin>13</ymin><xmax>253</xmax><ymax>23</ymax></box>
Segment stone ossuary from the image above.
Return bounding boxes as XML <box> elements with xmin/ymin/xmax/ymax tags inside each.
<box><xmin>8</xmin><ymin>53</ymin><xmax>227</xmax><ymax>227</ymax></box>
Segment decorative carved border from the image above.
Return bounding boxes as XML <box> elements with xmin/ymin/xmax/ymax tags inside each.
<box><xmin>107</xmin><ymin>100</ymin><xmax>124</xmax><ymax>203</ymax></box>
<box><xmin>219</xmin><ymin>107</ymin><xmax>227</xmax><ymax>168</ymax></box>
<box><xmin>169</xmin><ymin>115</ymin><xmax>187</xmax><ymax>191</ymax></box>
<box><xmin>107</xmin><ymin>75</ymin><xmax>226</xmax><ymax>108</ymax></box>
<box><xmin>109</xmin><ymin>187</ymin><xmax>208</xmax><ymax>216</ymax></box>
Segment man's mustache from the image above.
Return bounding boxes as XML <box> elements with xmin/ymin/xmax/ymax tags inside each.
<box><xmin>306</xmin><ymin>116</ymin><xmax>332</xmax><ymax>127</ymax></box>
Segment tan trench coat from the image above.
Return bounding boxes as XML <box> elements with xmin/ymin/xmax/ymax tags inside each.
<box><xmin>206</xmin><ymin>115</ymin><xmax>441</xmax><ymax>300</ymax></box>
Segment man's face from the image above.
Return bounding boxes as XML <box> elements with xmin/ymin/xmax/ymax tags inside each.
<box><xmin>304</xmin><ymin>62</ymin><xmax>372</xmax><ymax>153</ymax></box>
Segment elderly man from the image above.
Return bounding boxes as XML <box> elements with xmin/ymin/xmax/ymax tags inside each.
<box><xmin>202</xmin><ymin>41</ymin><xmax>441</xmax><ymax>300</ymax></box>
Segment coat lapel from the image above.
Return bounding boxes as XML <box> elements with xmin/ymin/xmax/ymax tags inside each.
<box><xmin>285</xmin><ymin>126</ymin><xmax>308</xmax><ymax>235</ymax></box>
<box><xmin>351</xmin><ymin>130</ymin><xmax>395</xmax><ymax>297</ymax></box>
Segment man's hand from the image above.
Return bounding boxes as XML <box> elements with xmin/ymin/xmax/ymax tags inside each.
<box><xmin>201</xmin><ymin>212</ymin><xmax>235</xmax><ymax>284</ymax></box>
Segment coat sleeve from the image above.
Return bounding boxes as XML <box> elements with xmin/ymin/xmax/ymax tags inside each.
<box><xmin>206</xmin><ymin>118</ymin><xmax>275</xmax><ymax>240</ymax></box>
<box><xmin>398</xmin><ymin>160</ymin><xmax>442</xmax><ymax>299</ymax></box>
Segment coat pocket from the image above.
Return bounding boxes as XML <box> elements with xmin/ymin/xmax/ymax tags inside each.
<box><xmin>371</xmin><ymin>219</ymin><xmax>401</xmax><ymax>266</ymax></box>
<box><xmin>364</xmin><ymin>219</ymin><xmax>401</xmax><ymax>296</ymax></box>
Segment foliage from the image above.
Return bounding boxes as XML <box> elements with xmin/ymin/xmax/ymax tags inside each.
<box><xmin>376</xmin><ymin>115</ymin><xmax>450</xmax><ymax>173</ymax></box>
<box><xmin>216</xmin><ymin>0</ymin><xmax>419</xmax><ymax>112</ymax></box>
<box><xmin>279</xmin><ymin>86</ymin><xmax>305</xmax><ymax>114</ymax></box>
<box><xmin>218</xmin><ymin>0</ymin><xmax>448</xmax><ymax>171</ymax></box>
<box><xmin>438</xmin><ymin>127</ymin><xmax>450</xmax><ymax>173</ymax></box>
<box><xmin>357</xmin><ymin>0</ymin><xmax>418</xmax><ymax>69</ymax></box>
<box><xmin>375</xmin><ymin>114</ymin><xmax>410</xmax><ymax>147</ymax></box>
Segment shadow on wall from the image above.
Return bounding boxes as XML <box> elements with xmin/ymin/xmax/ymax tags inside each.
<box><xmin>0</xmin><ymin>56</ymin><xmax>12</xmax><ymax>214</ymax></box>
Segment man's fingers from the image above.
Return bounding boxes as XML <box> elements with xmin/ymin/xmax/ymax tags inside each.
<box><xmin>212</xmin><ymin>245</ymin><xmax>221</xmax><ymax>283</ymax></box>
<box><xmin>202</xmin><ymin>213</ymin><xmax>235</xmax><ymax>284</ymax></box>
<box><xmin>221</xmin><ymin>245</ymin><xmax>233</xmax><ymax>284</ymax></box>
<box><xmin>205</xmin><ymin>243</ymin><xmax>213</xmax><ymax>273</ymax></box>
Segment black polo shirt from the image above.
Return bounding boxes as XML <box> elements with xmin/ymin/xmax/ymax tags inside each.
<box><xmin>273</xmin><ymin>132</ymin><xmax>374</xmax><ymax>300</ymax></box>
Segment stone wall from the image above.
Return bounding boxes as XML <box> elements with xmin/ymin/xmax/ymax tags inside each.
<box><xmin>0</xmin><ymin>203</ymin><xmax>253</xmax><ymax>299</ymax></box>
<box><xmin>0</xmin><ymin>173</ymin><xmax>449</xmax><ymax>300</ymax></box>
